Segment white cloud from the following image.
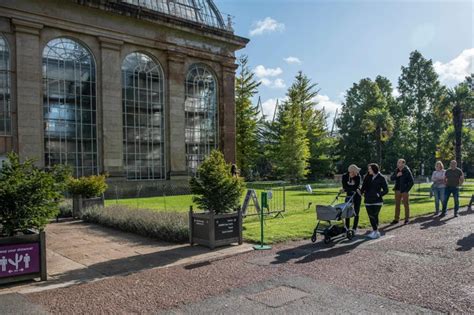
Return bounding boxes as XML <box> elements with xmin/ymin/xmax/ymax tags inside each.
<box><xmin>284</xmin><ymin>56</ymin><xmax>302</xmax><ymax>65</ymax></box>
<box><xmin>434</xmin><ymin>48</ymin><xmax>474</xmax><ymax>86</ymax></box>
<box><xmin>313</xmin><ymin>94</ymin><xmax>342</xmax><ymax>127</ymax></box>
<box><xmin>261</xmin><ymin>97</ymin><xmax>288</xmax><ymax>120</ymax></box>
<box><xmin>261</xmin><ymin>98</ymin><xmax>279</xmax><ymax>119</ymax></box>
<box><xmin>254</xmin><ymin>65</ymin><xmax>283</xmax><ymax>78</ymax></box>
<box><xmin>249</xmin><ymin>17</ymin><xmax>285</xmax><ymax>36</ymax></box>
<box><xmin>273</xmin><ymin>78</ymin><xmax>286</xmax><ymax>89</ymax></box>
<box><xmin>259</xmin><ymin>78</ymin><xmax>286</xmax><ymax>89</ymax></box>
<box><xmin>391</xmin><ymin>88</ymin><xmax>400</xmax><ymax>98</ymax></box>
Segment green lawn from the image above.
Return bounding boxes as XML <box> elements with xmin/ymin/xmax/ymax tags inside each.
<box><xmin>105</xmin><ymin>182</ymin><xmax>474</xmax><ymax>244</ymax></box>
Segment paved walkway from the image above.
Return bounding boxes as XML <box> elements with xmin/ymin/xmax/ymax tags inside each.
<box><xmin>0</xmin><ymin>220</ymin><xmax>253</xmax><ymax>294</ymax></box>
<box><xmin>1</xmin><ymin>208</ymin><xmax>473</xmax><ymax>314</ymax></box>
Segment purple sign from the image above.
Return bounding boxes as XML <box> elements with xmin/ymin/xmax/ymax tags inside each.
<box><xmin>0</xmin><ymin>243</ymin><xmax>40</xmax><ymax>278</ymax></box>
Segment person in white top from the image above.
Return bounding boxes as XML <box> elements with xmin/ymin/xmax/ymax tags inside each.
<box><xmin>431</xmin><ymin>161</ymin><xmax>446</xmax><ymax>215</ymax></box>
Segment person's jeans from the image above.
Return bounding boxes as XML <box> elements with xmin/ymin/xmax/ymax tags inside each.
<box><xmin>345</xmin><ymin>193</ymin><xmax>361</xmax><ymax>230</ymax></box>
<box><xmin>432</xmin><ymin>187</ymin><xmax>445</xmax><ymax>214</ymax></box>
<box><xmin>366</xmin><ymin>205</ymin><xmax>382</xmax><ymax>231</ymax></box>
<box><xmin>394</xmin><ymin>190</ymin><xmax>410</xmax><ymax>221</ymax></box>
<box><xmin>442</xmin><ymin>186</ymin><xmax>459</xmax><ymax>214</ymax></box>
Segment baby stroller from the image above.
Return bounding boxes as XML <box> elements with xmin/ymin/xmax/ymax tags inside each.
<box><xmin>311</xmin><ymin>191</ymin><xmax>356</xmax><ymax>244</ymax></box>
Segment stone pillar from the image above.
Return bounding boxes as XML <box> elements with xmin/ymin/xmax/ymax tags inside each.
<box><xmin>99</xmin><ymin>37</ymin><xmax>123</xmax><ymax>177</ymax></box>
<box><xmin>221</xmin><ymin>63</ymin><xmax>238</xmax><ymax>164</ymax></box>
<box><xmin>13</xmin><ymin>19</ymin><xmax>43</xmax><ymax>165</ymax></box>
<box><xmin>167</xmin><ymin>53</ymin><xmax>187</xmax><ymax>178</ymax></box>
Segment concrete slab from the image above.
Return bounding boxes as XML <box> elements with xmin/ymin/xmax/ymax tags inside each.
<box><xmin>0</xmin><ymin>293</ymin><xmax>49</xmax><ymax>315</ymax></box>
<box><xmin>166</xmin><ymin>276</ymin><xmax>441</xmax><ymax>314</ymax></box>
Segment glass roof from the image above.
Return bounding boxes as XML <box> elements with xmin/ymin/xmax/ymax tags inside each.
<box><xmin>121</xmin><ymin>0</ymin><xmax>229</xmax><ymax>30</ymax></box>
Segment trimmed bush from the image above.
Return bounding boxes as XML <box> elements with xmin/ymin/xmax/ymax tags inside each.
<box><xmin>0</xmin><ymin>153</ymin><xmax>66</xmax><ymax>236</ymax></box>
<box><xmin>81</xmin><ymin>205</ymin><xmax>188</xmax><ymax>243</ymax></box>
<box><xmin>190</xmin><ymin>150</ymin><xmax>244</xmax><ymax>214</ymax></box>
<box><xmin>67</xmin><ymin>174</ymin><xmax>108</xmax><ymax>198</ymax></box>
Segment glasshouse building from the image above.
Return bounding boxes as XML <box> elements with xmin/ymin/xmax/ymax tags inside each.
<box><xmin>0</xmin><ymin>0</ymin><xmax>248</xmax><ymax>196</ymax></box>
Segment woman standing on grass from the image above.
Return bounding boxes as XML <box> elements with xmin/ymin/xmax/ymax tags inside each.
<box><xmin>341</xmin><ymin>164</ymin><xmax>362</xmax><ymax>233</ymax></box>
<box><xmin>431</xmin><ymin>161</ymin><xmax>446</xmax><ymax>216</ymax></box>
<box><xmin>361</xmin><ymin>163</ymin><xmax>388</xmax><ymax>239</ymax></box>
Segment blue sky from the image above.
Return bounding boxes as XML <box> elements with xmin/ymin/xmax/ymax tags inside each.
<box><xmin>215</xmin><ymin>0</ymin><xmax>473</xmax><ymax>125</ymax></box>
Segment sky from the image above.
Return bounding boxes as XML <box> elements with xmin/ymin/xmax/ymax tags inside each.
<box><xmin>215</xmin><ymin>0</ymin><xmax>473</xmax><ymax>127</ymax></box>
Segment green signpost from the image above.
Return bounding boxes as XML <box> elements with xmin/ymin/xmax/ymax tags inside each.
<box><xmin>253</xmin><ymin>192</ymin><xmax>272</xmax><ymax>250</ymax></box>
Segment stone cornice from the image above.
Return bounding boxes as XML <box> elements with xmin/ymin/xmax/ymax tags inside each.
<box><xmin>99</xmin><ymin>36</ymin><xmax>124</xmax><ymax>50</ymax></box>
<box><xmin>12</xmin><ymin>18</ymin><xmax>43</xmax><ymax>35</ymax></box>
<box><xmin>167</xmin><ymin>52</ymin><xmax>186</xmax><ymax>64</ymax></box>
<box><xmin>222</xmin><ymin>63</ymin><xmax>238</xmax><ymax>74</ymax></box>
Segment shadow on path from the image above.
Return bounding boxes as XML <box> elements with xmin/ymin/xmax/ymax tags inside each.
<box><xmin>456</xmin><ymin>233</ymin><xmax>473</xmax><ymax>252</ymax></box>
<box><xmin>271</xmin><ymin>236</ymin><xmax>369</xmax><ymax>265</ymax></box>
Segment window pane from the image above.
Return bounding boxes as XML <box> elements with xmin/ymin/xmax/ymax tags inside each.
<box><xmin>43</xmin><ymin>38</ymin><xmax>98</xmax><ymax>177</ymax></box>
<box><xmin>122</xmin><ymin>52</ymin><xmax>165</xmax><ymax>180</ymax></box>
<box><xmin>185</xmin><ymin>64</ymin><xmax>218</xmax><ymax>176</ymax></box>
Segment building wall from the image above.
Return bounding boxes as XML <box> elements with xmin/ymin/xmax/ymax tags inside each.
<box><xmin>0</xmin><ymin>0</ymin><xmax>247</xmax><ymax>196</ymax></box>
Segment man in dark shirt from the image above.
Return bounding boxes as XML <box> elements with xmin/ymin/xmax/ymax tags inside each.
<box><xmin>390</xmin><ymin>159</ymin><xmax>414</xmax><ymax>225</ymax></box>
<box><xmin>440</xmin><ymin>160</ymin><xmax>464</xmax><ymax>218</ymax></box>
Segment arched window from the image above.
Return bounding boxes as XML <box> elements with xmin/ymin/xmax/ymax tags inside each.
<box><xmin>0</xmin><ymin>35</ymin><xmax>10</xmax><ymax>135</ymax></box>
<box><xmin>43</xmin><ymin>38</ymin><xmax>98</xmax><ymax>177</ymax></box>
<box><xmin>122</xmin><ymin>52</ymin><xmax>165</xmax><ymax>180</ymax></box>
<box><xmin>185</xmin><ymin>64</ymin><xmax>218</xmax><ymax>175</ymax></box>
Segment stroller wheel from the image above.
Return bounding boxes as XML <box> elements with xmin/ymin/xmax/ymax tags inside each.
<box><xmin>346</xmin><ymin>230</ymin><xmax>355</xmax><ymax>240</ymax></box>
<box><xmin>311</xmin><ymin>232</ymin><xmax>317</xmax><ymax>243</ymax></box>
<box><xmin>323</xmin><ymin>236</ymin><xmax>331</xmax><ymax>244</ymax></box>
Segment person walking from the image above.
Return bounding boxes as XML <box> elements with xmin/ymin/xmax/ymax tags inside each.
<box><xmin>431</xmin><ymin>161</ymin><xmax>446</xmax><ymax>215</ymax></box>
<box><xmin>361</xmin><ymin>163</ymin><xmax>388</xmax><ymax>239</ymax></box>
<box><xmin>341</xmin><ymin>164</ymin><xmax>362</xmax><ymax>233</ymax></box>
<box><xmin>440</xmin><ymin>160</ymin><xmax>465</xmax><ymax>218</ymax></box>
<box><xmin>390</xmin><ymin>159</ymin><xmax>414</xmax><ymax>225</ymax></box>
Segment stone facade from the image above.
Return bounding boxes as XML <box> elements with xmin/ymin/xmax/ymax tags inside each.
<box><xmin>0</xmin><ymin>0</ymin><xmax>248</xmax><ymax>197</ymax></box>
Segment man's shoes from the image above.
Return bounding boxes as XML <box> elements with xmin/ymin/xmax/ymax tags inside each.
<box><xmin>404</xmin><ymin>219</ymin><xmax>410</xmax><ymax>225</ymax></box>
<box><xmin>434</xmin><ymin>211</ymin><xmax>439</xmax><ymax>216</ymax></box>
<box><xmin>454</xmin><ymin>212</ymin><xmax>458</xmax><ymax>217</ymax></box>
<box><xmin>438</xmin><ymin>212</ymin><xmax>446</xmax><ymax>218</ymax></box>
<box><xmin>390</xmin><ymin>220</ymin><xmax>399</xmax><ymax>225</ymax></box>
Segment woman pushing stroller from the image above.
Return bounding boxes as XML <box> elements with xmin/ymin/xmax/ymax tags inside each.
<box><xmin>340</xmin><ymin>164</ymin><xmax>362</xmax><ymax>233</ymax></box>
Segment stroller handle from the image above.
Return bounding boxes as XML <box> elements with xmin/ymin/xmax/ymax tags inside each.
<box><xmin>332</xmin><ymin>190</ymin><xmax>356</xmax><ymax>205</ymax></box>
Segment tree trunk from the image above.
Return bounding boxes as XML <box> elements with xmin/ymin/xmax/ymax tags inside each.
<box><xmin>453</xmin><ymin>105</ymin><xmax>463</xmax><ymax>167</ymax></box>
<box><xmin>377</xmin><ymin>127</ymin><xmax>382</xmax><ymax>167</ymax></box>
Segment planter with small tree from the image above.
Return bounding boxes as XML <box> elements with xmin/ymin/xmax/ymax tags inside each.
<box><xmin>68</xmin><ymin>174</ymin><xmax>107</xmax><ymax>218</ymax></box>
<box><xmin>0</xmin><ymin>153</ymin><xmax>67</xmax><ymax>285</ymax></box>
<box><xmin>189</xmin><ymin>150</ymin><xmax>244</xmax><ymax>249</ymax></box>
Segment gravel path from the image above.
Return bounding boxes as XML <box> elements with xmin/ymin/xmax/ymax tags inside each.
<box><xmin>27</xmin><ymin>208</ymin><xmax>473</xmax><ymax>314</ymax></box>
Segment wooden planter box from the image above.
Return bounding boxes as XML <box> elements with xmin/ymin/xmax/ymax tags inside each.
<box><xmin>0</xmin><ymin>230</ymin><xmax>47</xmax><ymax>285</ymax></box>
<box><xmin>189</xmin><ymin>209</ymin><xmax>243</xmax><ymax>249</ymax></box>
<box><xmin>72</xmin><ymin>195</ymin><xmax>104</xmax><ymax>218</ymax></box>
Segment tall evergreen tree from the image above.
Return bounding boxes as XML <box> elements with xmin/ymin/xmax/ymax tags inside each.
<box><xmin>235</xmin><ymin>55</ymin><xmax>261</xmax><ymax>179</ymax></box>
<box><xmin>275</xmin><ymin>101</ymin><xmax>310</xmax><ymax>182</ymax></box>
<box><xmin>398</xmin><ymin>50</ymin><xmax>444</xmax><ymax>175</ymax></box>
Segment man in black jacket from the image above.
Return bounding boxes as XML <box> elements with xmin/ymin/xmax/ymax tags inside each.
<box><xmin>390</xmin><ymin>159</ymin><xmax>414</xmax><ymax>224</ymax></box>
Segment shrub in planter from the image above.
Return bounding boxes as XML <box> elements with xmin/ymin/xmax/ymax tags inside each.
<box><xmin>0</xmin><ymin>153</ymin><xmax>67</xmax><ymax>284</ymax></box>
<box><xmin>67</xmin><ymin>174</ymin><xmax>108</xmax><ymax>198</ymax></box>
<box><xmin>67</xmin><ymin>174</ymin><xmax>108</xmax><ymax>217</ymax></box>
<box><xmin>189</xmin><ymin>150</ymin><xmax>244</xmax><ymax>248</ymax></box>
<box><xmin>190</xmin><ymin>150</ymin><xmax>244</xmax><ymax>214</ymax></box>
<box><xmin>0</xmin><ymin>153</ymin><xmax>64</xmax><ymax>236</ymax></box>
